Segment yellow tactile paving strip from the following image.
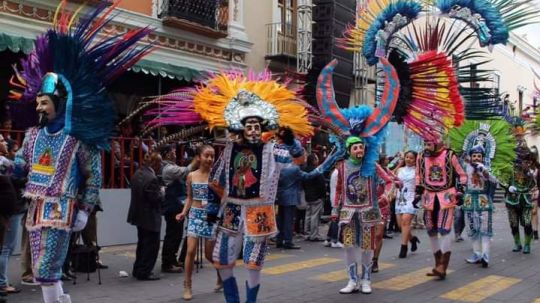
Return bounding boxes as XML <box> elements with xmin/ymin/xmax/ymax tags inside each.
<box><xmin>262</xmin><ymin>257</ymin><xmax>341</xmax><ymax>275</ymax></box>
<box><xmin>440</xmin><ymin>275</ymin><xmax>521</xmax><ymax>303</ymax></box>
<box><xmin>372</xmin><ymin>267</ymin><xmax>454</xmax><ymax>291</ymax></box>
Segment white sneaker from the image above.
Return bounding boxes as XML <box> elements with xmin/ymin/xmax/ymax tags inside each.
<box><xmin>323</xmin><ymin>240</ymin><xmax>331</xmax><ymax>247</ymax></box>
<box><xmin>21</xmin><ymin>278</ymin><xmax>40</xmax><ymax>286</ymax></box>
<box><xmin>339</xmin><ymin>280</ymin><xmax>359</xmax><ymax>294</ymax></box>
<box><xmin>360</xmin><ymin>279</ymin><xmax>372</xmax><ymax>294</ymax></box>
<box><xmin>331</xmin><ymin>242</ymin><xmax>344</xmax><ymax>248</ymax></box>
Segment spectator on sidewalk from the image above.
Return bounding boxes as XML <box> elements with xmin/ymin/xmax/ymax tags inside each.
<box><xmin>276</xmin><ymin>150</ymin><xmax>334</xmax><ymax>249</ymax></box>
<box><xmin>159</xmin><ymin>145</ymin><xmax>191</xmax><ymax>273</ymax></box>
<box><xmin>303</xmin><ymin>154</ymin><xmax>326</xmax><ymax>241</ymax></box>
<box><xmin>0</xmin><ymin>135</ymin><xmax>19</xmax><ymax>299</ymax></box>
<box><xmin>127</xmin><ymin>152</ymin><xmax>164</xmax><ymax>281</ymax></box>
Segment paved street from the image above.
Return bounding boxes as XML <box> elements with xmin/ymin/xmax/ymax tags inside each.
<box><xmin>9</xmin><ymin>204</ymin><xmax>540</xmax><ymax>303</ymax></box>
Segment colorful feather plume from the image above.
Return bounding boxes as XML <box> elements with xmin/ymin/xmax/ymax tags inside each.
<box><xmin>316</xmin><ymin>57</ymin><xmax>400</xmax><ymax>138</ymax></box>
<box><xmin>10</xmin><ymin>0</ymin><xmax>153</xmax><ymax>149</ymax></box>
<box><xmin>436</xmin><ymin>0</ymin><xmax>539</xmax><ymax>46</ymax></box>
<box><xmin>340</xmin><ymin>0</ymin><xmax>423</xmax><ymax>65</ymax></box>
<box><xmin>397</xmin><ymin>51</ymin><xmax>465</xmax><ymax>141</ymax></box>
<box><xmin>448</xmin><ymin>119</ymin><xmax>516</xmax><ymax>183</ymax></box>
<box><xmin>393</xmin><ymin>19</ymin><xmax>502</xmax><ymax>120</ymax></box>
<box><xmin>191</xmin><ymin>71</ymin><xmax>314</xmax><ymax>137</ymax></box>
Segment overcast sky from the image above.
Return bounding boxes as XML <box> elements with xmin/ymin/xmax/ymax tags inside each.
<box><xmin>514</xmin><ymin>0</ymin><xmax>540</xmax><ymax>48</ymax></box>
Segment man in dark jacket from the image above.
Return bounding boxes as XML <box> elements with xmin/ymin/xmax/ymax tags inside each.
<box><xmin>303</xmin><ymin>154</ymin><xmax>326</xmax><ymax>241</ymax></box>
<box><xmin>159</xmin><ymin>145</ymin><xmax>190</xmax><ymax>273</ymax></box>
<box><xmin>127</xmin><ymin>152</ymin><xmax>164</xmax><ymax>281</ymax></box>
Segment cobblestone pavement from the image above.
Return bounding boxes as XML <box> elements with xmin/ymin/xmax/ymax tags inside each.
<box><xmin>9</xmin><ymin>204</ymin><xmax>540</xmax><ymax>303</ymax></box>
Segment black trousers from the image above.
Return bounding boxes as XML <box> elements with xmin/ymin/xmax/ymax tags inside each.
<box><xmin>132</xmin><ymin>227</ymin><xmax>160</xmax><ymax>278</ymax></box>
<box><xmin>161</xmin><ymin>213</ymin><xmax>184</xmax><ymax>268</ymax></box>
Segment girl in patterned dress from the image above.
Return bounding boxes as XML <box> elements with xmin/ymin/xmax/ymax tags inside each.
<box><xmin>176</xmin><ymin>145</ymin><xmax>221</xmax><ymax>300</ymax></box>
<box><xmin>395</xmin><ymin>151</ymin><xmax>421</xmax><ymax>258</ymax></box>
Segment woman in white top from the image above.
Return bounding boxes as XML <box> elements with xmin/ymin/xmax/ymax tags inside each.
<box><xmin>395</xmin><ymin>151</ymin><xmax>420</xmax><ymax>258</ymax></box>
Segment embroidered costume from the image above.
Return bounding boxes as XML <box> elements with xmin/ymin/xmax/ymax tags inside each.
<box><xmin>502</xmin><ymin>124</ymin><xmax>537</xmax><ymax>254</ymax></box>
<box><xmin>317</xmin><ymin>57</ymin><xmax>400</xmax><ymax>295</ymax></box>
<box><xmin>143</xmin><ymin>69</ymin><xmax>343</xmax><ymax>303</ymax></box>
<box><xmin>10</xmin><ymin>2</ymin><xmax>151</xmax><ymax>302</ymax></box>
<box><xmin>449</xmin><ymin>119</ymin><xmax>516</xmax><ymax>266</ymax></box>
<box><xmin>332</xmin><ymin>0</ymin><xmax>536</xmax><ymax>282</ymax></box>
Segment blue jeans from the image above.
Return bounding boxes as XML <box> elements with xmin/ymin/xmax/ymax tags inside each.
<box><xmin>277</xmin><ymin>205</ymin><xmax>296</xmax><ymax>245</ymax></box>
<box><xmin>0</xmin><ymin>213</ymin><xmax>23</xmax><ymax>287</ymax></box>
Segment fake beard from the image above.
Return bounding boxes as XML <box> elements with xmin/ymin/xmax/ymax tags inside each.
<box><xmin>38</xmin><ymin>111</ymin><xmax>49</xmax><ymax>128</ymax></box>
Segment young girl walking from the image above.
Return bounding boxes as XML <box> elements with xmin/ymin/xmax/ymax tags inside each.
<box><xmin>177</xmin><ymin>145</ymin><xmax>222</xmax><ymax>300</ymax></box>
<box><xmin>395</xmin><ymin>151</ymin><xmax>420</xmax><ymax>258</ymax></box>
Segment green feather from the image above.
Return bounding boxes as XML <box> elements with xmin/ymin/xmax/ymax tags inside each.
<box><xmin>448</xmin><ymin>119</ymin><xmax>516</xmax><ymax>183</ymax></box>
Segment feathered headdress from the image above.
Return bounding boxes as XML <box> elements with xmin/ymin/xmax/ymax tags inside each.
<box><xmin>449</xmin><ymin>119</ymin><xmax>516</xmax><ymax>182</ymax></box>
<box><xmin>316</xmin><ymin>57</ymin><xmax>398</xmax><ymax>176</ymax></box>
<box><xmin>435</xmin><ymin>0</ymin><xmax>539</xmax><ymax>47</ymax></box>
<box><xmin>9</xmin><ymin>1</ymin><xmax>153</xmax><ymax>149</ymax></box>
<box><xmin>340</xmin><ymin>0</ymin><xmax>423</xmax><ymax>66</ymax></box>
<box><xmin>143</xmin><ymin>70</ymin><xmax>314</xmax><ymax>139</ymax></box>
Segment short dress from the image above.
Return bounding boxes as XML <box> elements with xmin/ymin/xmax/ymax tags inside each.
<box><xmin>186</xmin><ymin>182</ymin><xmax>216</xmax><ymax>239</ymax></box>
<box><xmin>395</xmin><ymin>166</ymin><xmax>417</xmax><ymax>215</ymax></box>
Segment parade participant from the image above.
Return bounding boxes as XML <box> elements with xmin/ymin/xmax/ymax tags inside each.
<box><xmin>176</xmin><ymin>145</ymin><xmax>222</xmax><ymax>301</ymax></box>
<box><xmin>449</xmin><ymin>120</ymin><xmax>516</xmax><ymax>267</ymax></box>
<box><xmin>395</xmin><ymin>151</ymin><xmax>420</xmax><ymax>258</ymax></box>
<box><xmin>10</xmin><ymin>2</ymin><xmax>152</xmax><ymax>302</ymax></box>
<box><xmin>504</xmin><ymin>150</ymin><xmax>536</xmax><ymax>254</ymax></box>
<box><xmin>462</xmin><ymin>145</ymin><xmax>497</xmax><ymax>266</ymax></box>
<box><xmin>144</xmin><ymin>71</ymin><xmax>344</xmax><ymax>303</ymax></box>
<box><xmin>414</xmin><ymin>138</ymin><xmax>467</xmax><ymax>279</ymax></box>
<box><xmin>316</xmin><ymin>58</ymin><xmax>401</xmax><ymax>294</ymax></box>
<box><xmin>330</xmin><ymin>134</ymin><xmax>395</xmax><ymax>294</ymax></box>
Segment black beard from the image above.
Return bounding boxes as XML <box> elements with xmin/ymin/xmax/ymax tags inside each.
<box><xmin>38</xmin><ymin>112</ymin><xmax>49</xmax><ymax>128</ymax></box>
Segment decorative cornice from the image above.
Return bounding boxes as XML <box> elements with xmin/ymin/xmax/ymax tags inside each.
<box><xmin>0</xmin><ymin>0</ymin><xmax>252</xmax><ymax>69</ymax></box>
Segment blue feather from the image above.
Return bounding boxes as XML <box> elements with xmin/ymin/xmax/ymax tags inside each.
<box><xmin>436</xmin><ymin>0</ymin><xmax>508</xmax><ymax>45</ymax></box>
<box><xmin>341</xmin><ymin>105</ymin><xmax>387</xmax><ymax>177</ymax></box>
<box><xmin>362</xmin><ymin>1</ymin><xmax>422</xmax><ymax>65</ymax></box>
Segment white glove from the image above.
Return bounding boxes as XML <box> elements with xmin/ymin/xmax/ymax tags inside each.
<box><xmin>475</xmin><ymin>163</ymin><xmax>485</xmax><ymax>172</ymax></box>
<box><xmin>508</xmin><ymin>186</ymin><xmax>517</xmax><ymax>194</ymax></box>
<box><xmin>72</xmin><ymin>210</ymin><xmax>89</xmax><ymax>232</ymax></box>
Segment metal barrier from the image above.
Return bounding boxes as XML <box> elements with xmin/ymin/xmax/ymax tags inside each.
<box><xmin>1</xmin><ymin>129</ymin><xmax>329</xmax><ymax>189</ymax></box>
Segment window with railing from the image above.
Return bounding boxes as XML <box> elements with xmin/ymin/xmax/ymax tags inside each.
<box><xmin>159</xmin><ymin>0</ymin><xmax>229</xmax><ymax>38</ymax></box>
<box><xmin>266</xmin><ymin>0</ymin><xmax>298</xmax><ymax>58</ymax></box>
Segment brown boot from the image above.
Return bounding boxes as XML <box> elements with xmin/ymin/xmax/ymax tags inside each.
<box><xmin>441</xmin><ymin>251</ymin><xmax>451</xmax><ymax>277</ymax></box>
<box><xmin>426</xmin><ymin>250</ymin><xmax>442</xmax><ymax>277</ymax></box>
<box><xmin>183</xmin><ymin>280</ymin><xmax>193</xmax><ymax>300</ymax></box>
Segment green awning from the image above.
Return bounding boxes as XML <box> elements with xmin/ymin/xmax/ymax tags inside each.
<box><xmin>0</xmin><ymin>33</ymin><xmax>34</xmax><ymax>54</ymax></box>
<box><xmin>130</xmin><ymin>59</ymin><xmax>201</xmax><ymax>82</ymax></box>
<box><xmin>0</xmin><ymin>33</ymin><xmax>200</xmax><ymax>82</ymax></box>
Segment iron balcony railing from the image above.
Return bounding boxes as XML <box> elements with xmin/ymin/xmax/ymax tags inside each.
<box><xmin>160</xmin><ymin>0</ymin><xmax>229</xmax><ymax>37</ymax></box>
<box><xmin>266</xmin><ymin>22</ymin><xmax>297</xmax><ymax>58</ymax></box>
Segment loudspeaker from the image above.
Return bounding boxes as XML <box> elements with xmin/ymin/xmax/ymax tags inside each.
<box><xmin>306</xmin><ymin>0</ymin><xmax>356</xmax><ymax>109</ymax></box>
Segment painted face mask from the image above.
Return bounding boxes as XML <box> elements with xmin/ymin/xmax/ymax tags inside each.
<box><xmin>242</xmin><ymin>117</ymin><xmax>262</xmax><ymax>144</ymax></box>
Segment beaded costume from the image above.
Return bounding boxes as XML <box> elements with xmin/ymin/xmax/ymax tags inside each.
<box><xmin>10</xmin><ymin>2</ymin><xmax>151</xmax><ymax>302</ymax></box>
<box><xmin>449</xmin><ymin>120</ymin><xmax>515</xmax><ymax>266</ymax></box>
<box><xmin>143</xmin><ymin>68</ymin><xmax>343</xmax><ymax>303</ymax></box>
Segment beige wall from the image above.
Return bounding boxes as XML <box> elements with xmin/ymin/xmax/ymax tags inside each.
<box><xmin>243</xmin><ymin>0</ymin><xmax>274</xmax><ymax>71</ymax></box>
